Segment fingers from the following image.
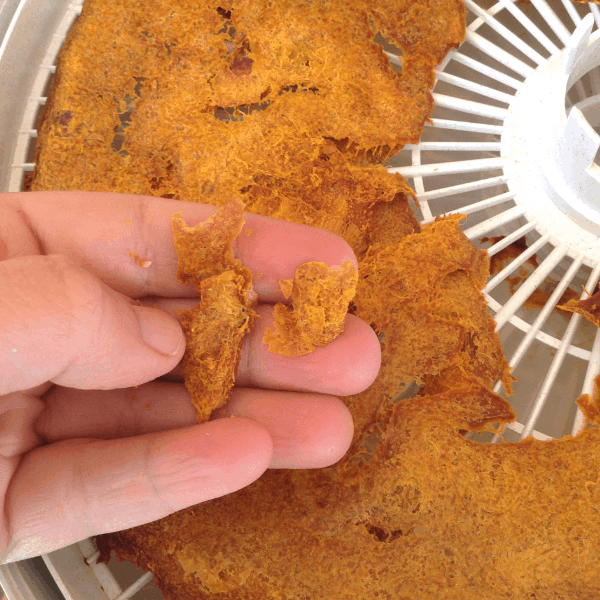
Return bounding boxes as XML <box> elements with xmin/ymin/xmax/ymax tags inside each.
<box><xmin>238</xmin><ymin>307</ymin><xmax>380</xmax><ymax>395</ymax></box>
<box><xmin>3</xmin><ymin>419</ymin><xmax>272</xmax><ymax>562</ymax></box>
<box><xmin>220</xmin><ymin>388</ymin><xmax>354</xmax><ymax>468</ymax></box>
<box><xmin>143</xmin><ymin>299</ymin><xmax>382</xmax><ymax>396</ymax></box>
<box><xmin>0</xmin><ymin>192</ymin><xmax>357</xmax><ymax>302</ymax></box>
<box><xmin>0</xmin><ymin>255</ymin><xmax>185</xmax><ymax>395</ymax></box>
<box><xmin>36</xmin><ymin>384</ymin><xmax>354</xmax><ymax>468</ymax></box>
<box><xmin>36</xmin><ymin>382</ymin><xmax>197</xmax><ymax>442</ymax></box>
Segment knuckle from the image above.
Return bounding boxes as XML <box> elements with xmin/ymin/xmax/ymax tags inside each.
<box><xmin>0</xmin><ymin>253</ymin><xmax>103</xmax><ymax>345</ymax></box>
<box><xmin>38</xmin><ymin>255</ymin><xmax>102</xmax><ymax>316</ymax></box>
<box><xmin>0</xmin><ymin>255</ymin><xmax>110</xmax><ymax>393</ymax></box>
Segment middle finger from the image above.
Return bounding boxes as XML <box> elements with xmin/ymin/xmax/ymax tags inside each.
<box><xmin>35</xmin><ymin>384</ymin><xmax>354</xmax><ymax>469</ymax></box>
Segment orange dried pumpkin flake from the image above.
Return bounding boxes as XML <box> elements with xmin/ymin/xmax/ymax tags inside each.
<box><xmin>172</xmin><ymin>201</ymin><xmax>257</xmax><ymax>423</ymax></box>
<box><xmin>264</xmin><ymin>260</ymin><xmax>358</xmax><ymax>357</ymax></box>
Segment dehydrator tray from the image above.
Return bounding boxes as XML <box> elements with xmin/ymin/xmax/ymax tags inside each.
<box><xmin>2</xmin><ymin>0</ymin><xmax>600</xmax><ymax>598</ymax></box>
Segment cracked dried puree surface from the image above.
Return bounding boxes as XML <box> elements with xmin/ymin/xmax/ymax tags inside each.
<box><xmin>99</xmin><ymin>382</ymin><xmax>600</xmax><ymax>600</ymax></box>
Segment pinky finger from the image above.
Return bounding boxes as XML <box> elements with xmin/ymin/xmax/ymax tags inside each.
<box><xmin>3</xmin><ymin>418</ymin><xmax>272</xmax><ymax>562</ymax></box>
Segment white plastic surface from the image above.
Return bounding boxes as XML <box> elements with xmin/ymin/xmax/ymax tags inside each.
<box><xmin>0</xmin><ymin>0</ymin><xmax>82</xmax><ymax>193</ymax></box>
<box><xmin>502</xmin><ymin>14</ymin><xmax>600</xmax><ymax>258</ymax></box>
<box><xmin>0</xmin><ymin>558</ymin><xmax>63</xmax><ymax>600</ymax></box>
<box><xmin>42</xmin><ymin>542</ymin><xmax>121</xmax><ymax>600</ymax></box>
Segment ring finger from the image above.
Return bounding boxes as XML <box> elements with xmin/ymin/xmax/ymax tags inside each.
<box><xmin>35</xmin><ymin>384</ymin><xmax>354</xmax><ymax>469</ymax></box>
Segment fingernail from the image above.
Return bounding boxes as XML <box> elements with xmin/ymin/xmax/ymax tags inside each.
<box><xmin>135</xmin><ymin>306</ymin><xmax>184</xmax><ymax>356</ymax></box>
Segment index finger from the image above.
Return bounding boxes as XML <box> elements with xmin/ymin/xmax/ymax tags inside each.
<box><xmin>0</xmin><ymin>191</ymin><xmax>357</xmax><ymax>301</ymax></box>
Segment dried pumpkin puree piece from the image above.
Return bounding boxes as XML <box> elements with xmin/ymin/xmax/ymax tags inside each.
<box><xmin>180</xmin><ymin>270</ymin><xmax>256</xmax><ymax>423</ymax></box>
<box><xmin>558</xmin><ymin>291</ymin><xmax>600</xmax><ymax>327</ymax></box>
<box><xmin>99</xmin><ymin>380</ymin><xmax>600</xmax><ymax>600</ymax></box>
<box><xmin>241</xmin><ymin>156</ymin><xmax>415</xmax><ymax>256</ymax></box>
<box><xmin>356</xmin><ymin>215</ymin><xmax>484</xmax><ymax>310</ymax></box>
<box><xmin>353</xmin><ymin>215</ymin><xmax>511</xmax><ymax>394</ymax></box>
<box><xmin>29</xmin><ymin>0</ymin><xmax>462</xmax><ymax>264</ymax></box>
<box><xmin>366</xmin><ymin>193</ymin><xmax>422</xmax><ymax>248</ymax></box>
<box><xmin>172</xmin><ymin>200</ymin><xmax>257</xmax><ymax>423</ymax></box>
<box><xmin>173</xmin><ymin>201</ymin><xmax>357</xmax><ymax>413</ymax></box>
<box><xmin>172</xmin><ymin>199</ymin><xmax>250</xmax><ymax>292</ymax></box>
<box><xmin>278</xmin><ymin>278</ymin><xmax>294</xmax><ymax>300</ymax></box>
<box><xmin>31</xmin><ymin>0</ymin><xmax>466</xmax><ymax>198</ymax></box>
<box><xmin>343</xmin><ymin>230</ymin><xmax>506</xmax><ymax>444</ymax></box>
<box><xmin>264</xmin><ymin>260</ymin><xmax>358</xmax><ymax>357</ymax></box>
<box><xmin>421</xmin><ymin>270</ymin><xmax>515</xmax><ymax>396</ymax></box>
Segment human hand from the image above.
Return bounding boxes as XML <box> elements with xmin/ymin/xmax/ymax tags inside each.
<box><xmin>0</xmin><ymin>191</ymin><xmax>380</xmax><ymax>562</ymax></box>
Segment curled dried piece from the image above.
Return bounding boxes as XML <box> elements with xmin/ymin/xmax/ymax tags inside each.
<box><xmin>357</xmin><ymin>215</ymin><xmax>486</xmax><ymax>309</ymax></box>
<box><xmin>172</xmin><ymin>200</ymin><xmax>257</xmax><ymax>423</ymax></box>
<box><xmin>558</xmin><ymin>291</ymin><xmax>600</xmax><ymax>327</ymax></box>
<box><xmin>353</xmin><ymin>216</ymin><xmax>511</xmax><ymax>394</ymax></box>
<box><xmin>172</xmin><ymin>199</ymin><xmax>251</xmax><ymax>291</ymax></box>
<box><xmin>180</xmin><ymin>270</ymin><xmax>256</xmax><ymax>423</ymax></box>
<box><xmin>421</xmin><ymin>270</ymin><xmax>515</xmax><ymax>396</ymax></box>
<box><xmin>263</xmin><ymin>260</ymin><xmax>358</xmax><ymax>357</ymax></box>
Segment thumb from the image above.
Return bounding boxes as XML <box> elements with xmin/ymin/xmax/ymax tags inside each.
<box><xmin>0</xmin><ymin>255</ymin><xmax>185</xmax><ymax>394</ymax></box>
